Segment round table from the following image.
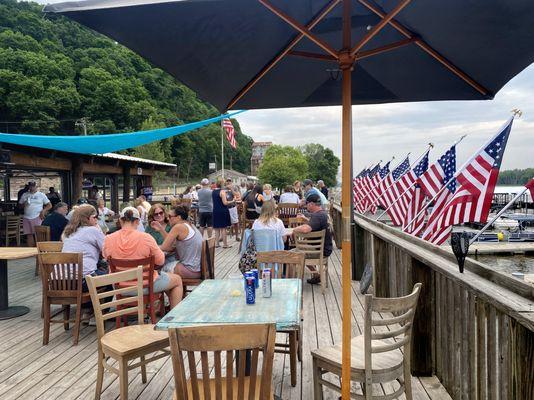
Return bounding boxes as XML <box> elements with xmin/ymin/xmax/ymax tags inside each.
<box><xmin>0</xmin><ymin>247</ymin><xmax>38</xmax><ymax>320</ymax></box>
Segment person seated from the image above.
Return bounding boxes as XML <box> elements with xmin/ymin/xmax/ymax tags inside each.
<box><xmin>66</xmin><ymin>198</ymin><xmax>89</xmax><ymax>221</ymax></box>
<box><xmin>42</xmin><ymin>202</ymin><xmax>69</xmax><ymax>241</ymax></box>
<box><xmin>96</xmin><ymin>199</ymin><xmax>115</xmax><ymax>234</ymax></box>
<box><xmin>262</xmin><ymin>183</ymin><xmax>274</xmax><ymax>202</ymax></box>
<box><xmin>252</xmin><ymin>200</ymin><xmax>288</xmax><ymax>241</ymax></box>
<box><xmin>292</xmin><ymin>193</ymin><xmax>333</xmax><ymax>285</ymax></box>
<box><xmin>279</xmin><ymin>185</ymin><xmax>300</xmax><ymax>204</ymax></box>
<box><xmin>145</xmin><ymin>204</ymin><xmax>172</xmax><ymax>244</ymax></box>
<box><xmin>160</xmin><ymin>205</ymin><xmax>203</xmax><ymax>279</ymax></box>
<box><xmin>103</xmin><ymin>207</ymin><xmax>183</xmax><ymax>308</ymax></box>
<box><xmin>62</xmin><ymin>204</ymin><xmax>106</xmax><ymax>288</ymax></box>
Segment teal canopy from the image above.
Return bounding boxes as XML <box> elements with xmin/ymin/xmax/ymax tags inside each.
<box><xmin>0</xmin><ymin>111</ymin><xmax>243</xmax><ymax>154</ymax></box>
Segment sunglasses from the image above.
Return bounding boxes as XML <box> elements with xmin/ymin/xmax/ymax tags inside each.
<box><xmin>154</xmin><ymin>211</ymin><xmax>165</xmax><ymax>216</ymax></box>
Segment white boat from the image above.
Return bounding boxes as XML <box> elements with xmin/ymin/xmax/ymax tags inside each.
<box><xmin>492</xmin><ymin>217</ymin><xmax>519</xmax><ymax>232</ymax></box>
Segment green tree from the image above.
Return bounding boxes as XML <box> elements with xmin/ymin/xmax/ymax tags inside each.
<box><xmin>301</xmin><ymin>143</ymin><xmax>340</xmax><ymax>187</ymax></box>
<box><xmin>258</xmin><ymin>145</ymin><xmax>308</xmax><ymax>190</ymax></box>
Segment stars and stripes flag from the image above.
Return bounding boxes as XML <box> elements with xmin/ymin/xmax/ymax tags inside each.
<box><xmin>355</xmin><ymin>163</ymin><xmax>380</xmax><ymax>213</ymax></box>
<box><xmin>363</xmin><ymin>161</ymin><xmax>391</xmax><ymax>213</ymax></box>
<box><xmin>353</xmin><ymin>168</ymin><xmax>369</xmax><ymax>211</ymax></box>
<box><xmin>422</xmin><ymin>118</ymin><xmax>513</xmax><ymax>245</ymax></box>
<box><xmin>221</xmin><ymin>118</ymin><xmax>237</xmax><ymax>149</ymax></box>
<box><xmin>526</xmin><ymin>179</ymin><xmax>534</xmax><ymax>201</ymax></box>
<box><xmin>379</xmin><ymin>156</ymin><xmax>411</xmax><ymax>225</ymax></box>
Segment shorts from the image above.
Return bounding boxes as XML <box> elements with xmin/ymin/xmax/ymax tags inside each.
<box><xmin>23</xmin><ymin>216</ymin><xmax>42</xmax><ymax>235</ymax></box>
<box><xmin>150</xmin><ymin>271</ymin><xmax>171</xmax><ymax>294</ymax></box>
<box><xmin>198</xmin><ymin>212</ymin><xmax>213</xmax><ymax>228</ymax></box>
<box><xmin>175</xmin><ymin>263</ymin><xmax>202</xmax><ymax>279</ymax></box>
<box><xmin>228</xmin><ymin>207</ymin><xmax>239</xmax><ymax>224</ymax></box>
<box><xmin>161</xmin><ymin>254</ymin><xmax>178</xmax><ymax>273</ymax></box>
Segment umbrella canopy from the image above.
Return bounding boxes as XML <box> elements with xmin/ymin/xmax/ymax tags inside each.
<box><xmin>45</xmin><ymin>0</ymin><xmax>534</xmax><ymax>112</ymax></box>
<box><xmin>44</xmin><ymin>1</ymin><xmax>534</xmax><ymax>398</ymax></box>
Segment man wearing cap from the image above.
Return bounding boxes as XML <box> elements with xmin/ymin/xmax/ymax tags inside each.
<box><xmin>292</xmin><ymin>193</ymin><xmax>333</xmax><ymax>285</ymax></box>
<box><xmin>18</xmin><ymin>182</ymin><xmax>51</xmax><ymax>246</ymax></box>
<box><xmin>197</xmin><ymin>178</ymin><xmax>213</xmax><ymax>238</ymax></box>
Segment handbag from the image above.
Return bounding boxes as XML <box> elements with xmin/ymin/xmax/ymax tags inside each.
<box><xmin>238</xmin><ymin>231</ymin><xmax>257</xmax><ymax>275</ymax></box>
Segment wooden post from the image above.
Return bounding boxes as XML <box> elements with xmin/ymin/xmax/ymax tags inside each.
<box><xmin>123</xmin><ymin>166</ymin><xmax>131</xmax><ymax>203</ymax></box>
<box><xmin>111</xmin><ymin>175</ymin><xmax>119</xmax><ymax>212</ymax></box>
<box><xmin>372</xmin><ymin>236</ymin><xmax>388</xmax><ymax>297</ymax></box>
<box><xmin>411</xmin><ymin>258</ymin><xmax>433</xmax><ymax>376</ymax></box>
<box><xmin>510</xmin><ymin>319</ymin><xmax>534</xmax><ymax>399</ymax></box>
<box><xmin>352</xmin><ymin>223</ymin><xmax>365</xmax><ymax>280</ymax></box>
<box><xmin>72</xmin><ymin>159</ymin><xmax>83</xmax><ymax>204</ymax></box>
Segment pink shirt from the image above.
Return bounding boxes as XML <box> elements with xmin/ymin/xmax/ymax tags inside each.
<box><xmin>103</xmin><ymin>227</ymin><xmax>165</xmax><ymax>266</ymax></box>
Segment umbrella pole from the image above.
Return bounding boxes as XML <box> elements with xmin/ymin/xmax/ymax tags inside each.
<box><xmin>340</xmin><ymin>0</ymin><xmax>353</xmax><ymax>398</ymax></box>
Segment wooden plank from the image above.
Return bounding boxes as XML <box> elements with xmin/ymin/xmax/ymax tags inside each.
<box><xmin>477</xmin><ymin>298</ymin><xmax>487</xmax><ymax>400</ymax></box>
<box><xmin>411</xmin><ymin>258</ymin><xmax>433</xmax><ymax>376</ymax></box>
<box><xmin>452</xmin><ymin>284</ymin><xmax>461</xmax><ymax>399</ymax></box>
<box><xmin>467</xmin><ymin>291</ymin><xmax>477</xmax><ymax>400</ymax></box>
<box><xmin>498</xmin><ymin>312</ymin><xmax>510</xmax><ymax>400</ymax></box>
<box><xmin>487</xmin><ymin>305</ymin><xmax>498</xmax><ymax>400</ymax></box>
<box><xmin>510</xmin><ymin>318</ymin><xmax>534</xmax><ymax>399</ymax></box>
<box><xmin>435</xmin><ymin>272</ymin><xmax>442</xmax><ymax>382</ymax></box>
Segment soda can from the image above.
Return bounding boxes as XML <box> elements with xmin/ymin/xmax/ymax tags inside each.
<box><xmin>262</xmin><ymin>269</ymin><xmax>272</xmax><ymax>298</ymax></box>
<box><xmin>245</xmin><ymin>277</ymin><xmax>256</xmax><ymax>304</ymax></box>
<box><xmin>250</xmin><ymin>269</ymin><xmax>260</xmax><ymax>288</ymax></box>
<box><xmin>244</xmin><ymin>271</ymin><xmax>254</xmax><ymax>290</ymax></box>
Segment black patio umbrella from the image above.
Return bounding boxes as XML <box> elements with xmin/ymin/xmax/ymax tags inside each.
<box><xmin>44</xmin><ymin>0</ymin><xmax>534</xmax><ymax>397</ymax></box>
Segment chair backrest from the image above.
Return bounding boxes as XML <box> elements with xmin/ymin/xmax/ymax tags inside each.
<box><xmin>39</xmin><ymin>252</ymin><xmax>83</xmax><ymax>299</ymax></box>
<box><xmin>363</xmin><ymin>283</ymin><xmax>422</xmax><ymax>375</ymax></box>
<box><xmin>256</xmin><ymin>250</ymin><xmax>305</xmax><ymax>280</ymax></box>
<box><xmin>108</xmin><ymin>256</ymin><xmax>156</xmax><ymax>295</ymax></box>
<box><xmin>288</xmin><ymin>216</ymin><xmax>307</xmax><ymax>229</ymax></box>
<box><xmin>34</xmin><ymin>225</ymin><xmax>51</xmax><ymax>243</ymax></box>
<box><xmin>169</xmin><ymin>323</ymin><xmax>276</xmax><ymax>400</ymax></box>
<box><xmin>86</xmin><ymin>267</ymin><xmax>145</xmax><ymax>340</ymax></box>
<box><xmin>6</xmin><ymin>215</ymin><xmax>21</xmax><ymax>233</ymax></box>
<box><xmin>294</xmin><ymin>229</ymin><xmax>325</xmax><ymax>262</ymax></box>
<box><xmin>37</xmin><ymin>241</ymin><xmax>63</xmax><ymax>253</ymax></box>
<box><xmin>277</xmin><ymin>203</ymin><xmax>299</xmax><ymax>226</ymax></box>
<box><xmin>200</xmin><ymin>237</ymin><xmax>216</xmax><ymax>280</ymax></box>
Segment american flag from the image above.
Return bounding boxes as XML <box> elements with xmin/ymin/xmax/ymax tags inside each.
<box><xmin>423</xmin><ymin>119</ymin><xmax>513</xmax><ymax>245</ymax></box>
<box><xmin>353</xmin><ymin>168</ymin><xmax>369</xmax><ymax>212</ymax></box>
<box><xmin>386</xmin><ymin>153</ymin><xmax>429</xmax><ymax>227</ymax></box>
<box><xmin>222</xmin><ymin>118</ymin><xmax>237</xmax><ymax>149</ymax></box>
<box><xmin>418</xmin><ymin>146</ymin><xmax>457</xmax><ymax>240</ymax></box>
<box><xmin>364</xmin><ymin>162</ymin><xmax>391</xmax><ymax>212</ymax></box>
<box><xmin>355</xmin><ymin>163</ymin><xmax>380</xmax><ymax>213</ymax></box>
<box><xmin>526</xmin><ymin>179</ymin><xmax>534</xmax><ymax>201</ymax></box>
<box><xmin>380</xmin><ymin>156</ymin><xmax>411</xmax><ymax>225</ymax></box>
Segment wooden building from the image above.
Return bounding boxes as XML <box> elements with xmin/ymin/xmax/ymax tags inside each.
<box><xmin>0</xmin><ymin>143</ymin><xmax>176</xmax><ymax>212</ymax></box>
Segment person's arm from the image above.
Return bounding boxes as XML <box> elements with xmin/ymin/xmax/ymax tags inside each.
<box><xmin>19</xmin><ymin>192</ymin><xmax>29</xmax><ymax>205</ymax></box>
<box><xmin>159</xmin><ymin>224</ymin><xmax>187</xmax><ymax>252</ymax></box>
<box><xmin>40</xmin><ymin>198</ymin><xmax>52</xmax><ymax>219</ymax></box>
<box><xmin>147</xmin><ymin>235</ymin><xmax>166</xmax><ymax>266</ymax></box>
<box><xmin>220</xmin><ymin>189</ymin><xmax>229</xmax><ymax>205</ymax></box>
<box><xmin>292</xmin><ymin>223</ymin><xmax>312</xmax><ymax>234</ymax></box>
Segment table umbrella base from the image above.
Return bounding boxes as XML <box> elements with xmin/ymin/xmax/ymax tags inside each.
<box><xmin>0</xmin><ymin>306</ymin><xmax>30</xmax><ymax>320</ymax></box>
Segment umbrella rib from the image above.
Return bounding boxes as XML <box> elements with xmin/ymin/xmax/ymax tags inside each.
<box><xmin>354</xmin><ymin>37</ymin><xmax>417</xmax><ymax>61</ymax></box>
<box><xmin>226</xmin><ymin>0</ymin><xmax>341</xmax><ymax>110</ymax></box>
<box><xmin>357</xmin><ymin>0</ymin><xmax>490</xmax><ymax>96</ymax></box>
<box><xmin>288</xmin><ymin>50</ymin><xmax>337</xmax><ymax>62</ymax></box>
<box><xmin>350</xmin><ymin>0</ymin><xmax>412</xmax><ymax>56</ymax></box>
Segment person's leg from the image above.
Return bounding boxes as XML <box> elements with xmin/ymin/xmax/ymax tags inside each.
<box><xmin>214</xmin><ymin>228</ymin><xmax>221</xmax><ymax>247</ymax></box>
<box><xmin>222</xmin><ymin>228</ymin><xmax>229</xmax><ymax>247</ymax></box>
<box><xmin>163</xmin><ymin>272</ymin><xmax>183</xmax><ymax>308</ymax></box>
<box><xmin>207</xmin><ymin>227</ymin><xmax>213</xmax><ymax>238</ymax></box>
<box><xmin>26</xmin><ymin>234</ymin><xmax>35</xmax><ymax>247</ymax></box>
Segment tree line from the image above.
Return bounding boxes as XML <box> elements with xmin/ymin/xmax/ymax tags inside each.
<box><xmin>497</xmin><ymin>169</ymin><xmax>534</xmax><ymax>185</ymax></box>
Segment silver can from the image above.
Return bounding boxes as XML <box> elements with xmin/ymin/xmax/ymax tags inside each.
<box><xmin>262</xmin><ymin>268</ymin><xmax>272</xmax><ymax>298</ymax></box>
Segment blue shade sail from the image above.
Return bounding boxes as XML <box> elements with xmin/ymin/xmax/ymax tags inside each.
<box><xmin>0</xmin><ymin>111</ymin><xmax>244</xmax><ymax>154</ymax></box>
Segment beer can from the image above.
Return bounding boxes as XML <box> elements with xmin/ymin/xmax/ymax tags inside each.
<box><xmin>251</xmin><ymin>269</ymin><xmax>260</xmax><ymax>288</ymax></box>
<box><xmin>245</xmin><ymin>277</ymin><xmax>256</xmax><ymax>304</ymax></box>
<box><xmin>262</xmin><ymin>268</ymin><xmax>272</xmax><ymax>298</ymax></box>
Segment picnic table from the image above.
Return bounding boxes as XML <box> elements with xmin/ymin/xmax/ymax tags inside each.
<box><xmin>156</xmin><ymin>278</ymin><xmax>302</xmax><ymax>387</ymax></box>
<box><xmin>0</xmin><ymin>247</ymin><xmax>38</xmax><ymax>320</ymax></box>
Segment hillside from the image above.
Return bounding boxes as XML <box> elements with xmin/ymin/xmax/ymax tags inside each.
<box><xmin>0</xmin><ymin>0</ymin><xmax>253</xmax><ymax>178</ymax></box>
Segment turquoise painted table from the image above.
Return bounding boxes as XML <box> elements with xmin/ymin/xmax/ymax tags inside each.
<box><xmin>156</xmin><ymin>278</ymin><xmax>302</xmax><ymax>331</ymax></box>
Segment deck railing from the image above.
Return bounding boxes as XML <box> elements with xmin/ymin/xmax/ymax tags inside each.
<box><xmin>330</xmin><ymin>204</ymin><xmax>534</xmax><ymax>400</ymax></box>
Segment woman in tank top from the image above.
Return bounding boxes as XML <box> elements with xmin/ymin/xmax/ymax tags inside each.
<box><xmin>160</xmin><ymin>205</ymin><xmax>203</xmax><ymax>279</ymax></box>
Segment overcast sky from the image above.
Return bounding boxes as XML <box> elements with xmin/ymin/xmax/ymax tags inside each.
<box><xmin>36</xmin><ymin>0</ymin><xmax>533</xmax><ymax>172</ymax></box>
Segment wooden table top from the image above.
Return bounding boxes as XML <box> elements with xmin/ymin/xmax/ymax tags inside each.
<box><xmin>156</xmin><ymin>279</ymin><xmax>302</xmax><ymax>331</ymax></box>
<box><xmin>0</xmin><ymin>247</ymin><xmax>38</xmax><ymax>260</ymax></box>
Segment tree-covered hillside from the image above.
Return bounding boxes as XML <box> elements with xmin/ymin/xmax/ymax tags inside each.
<box><xmin>0</xmin><ymin>0</ymin><xmax>253</xmax><ymax>178</ymax></box>
<box><xmin>498</xmin><ymin>169</ymin><xmax>534</xmax><ymax>185</ymax></box>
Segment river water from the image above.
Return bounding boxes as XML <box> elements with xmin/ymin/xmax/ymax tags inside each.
<box><xmin>473</xmin><ymin>254</ymin><xmax>534</xmax><ymax>274</ymax></box>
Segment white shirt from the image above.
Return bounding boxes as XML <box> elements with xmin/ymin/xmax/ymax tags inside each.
<box><xmin>252</xmin><ymin>218</ymin><xmax>288</xmax><ymax>238</ymax></box>
<box><xmin>279</xmin><ymin>192</ymin><xmax>300</xmax><ymax>204</ymax></box>
<box><xmin>19</xmin><ymin>191</ymin><xmax>50</xmax><ymax>219</ymax></box>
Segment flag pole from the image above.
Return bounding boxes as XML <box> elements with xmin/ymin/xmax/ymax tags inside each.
<box><xmin>469</xmin><ymin>184</ymin><xmax>531</xmax><ymax>244</ymax></box>
<box><xmin>221</xmin><ymin>122</ymin><xmax>225</xmax><ymax>179</ymax></box>
<box><xmin>376</xmin><ymin>136</ymin><xmax>466</xmax><ymax>221</ymax></box>
<box><xmin>402</xmin><ymin>116</ymin><xmax>515</xmax><ymax>233</ymax></box>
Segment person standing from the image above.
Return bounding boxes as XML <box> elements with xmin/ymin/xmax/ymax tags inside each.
<box><xmin>46</xmin><ymin>187</ymin><xmax>62</xmax><ymax>207</ymax></box>
<box><xmin>19</xmin><ymin>181</ymin><xmax>51</xmax><ymax>246</ymax></box>
<box><xmin>226</xmin><ymin>179</ymin><xmax>241</xmax><ymax>241</ymax></box>
<box><xmin>212</xmin><ymin>180</ymin><xmax>231</xmax><ymax>248</ymax></box>
<box><xmin>197</xmin><ymin>178</ymin><xmax>213</xmax><ymax>238</ymax></box>
<box><xmin>42</xmin><ymin>202</ymin><xmax>69</xmax><ymax>241</ymax></box>
<box><xmin>317</xmin><ymin>180</ymin><xmax>329</xmax><ymax>199</ymax></box>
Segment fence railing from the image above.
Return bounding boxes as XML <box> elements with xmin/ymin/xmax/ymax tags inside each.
<box><xmin>330</xmin><ymin>204</ymin><xmax>534</xmax><ymax>399</ymax></box>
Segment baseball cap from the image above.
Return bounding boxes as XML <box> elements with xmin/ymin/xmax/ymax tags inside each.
<box><xmin>306</xmin><ymin>193</ymin><xmax>321</xmax><ymax>205</ymax></box>
<box><xmin>120</xmin><ymin>206</ymin><xmax>140</xmax><ymax>219</ymax></box>
<box><xmin>201</xmin><ymin>178</ymin><xmax>209</xmax><ymax>185</ymax></box>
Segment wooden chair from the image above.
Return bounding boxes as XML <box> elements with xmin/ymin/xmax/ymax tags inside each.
<box><xmin>311</xmin><ymin>283</ymin><xmax>422</xmax><ymax>400</ymax></box>
<box><xmin>182</xmin><ymin>237</ymin><xmax>216</xmax><ymax>295</ymax></box>
<box><xmin>2</xmin><ymin>215</ymin><xmax>21</xmax><ymax>246</ymax></box>
<box><xmin>169</xmin><ymin>323</ymin><xmax>276</xmax><ymax>400</ymax></box>
<box><xmin>37</xmin><ymin>241</ymin><xmax>64</xmax><ymax>318</ymax></box>
<box><xmin>86</xmin><ymin>267</ymin><xmax>170</xmax><ymax>400</ymax></box>
<box><xmin>39</xmin><ymin>252</ymin><xmax>91</xmax><ymax>345</ymax></box>
<box><xmin>287</xmin><ymin>217</ymin><xmax>307</xmax><ymax>249</ymax></box>
<box><xmin>34</xmin><ymin>225</ymin><xmax>51</xmax><ymax>275</ymax></box>
<box><xmin>277</xmin><ymin>203</ymin><xmax>299</xmax><ymax>227</ymax></box>
<box><xmin>294</xmin><ymin>229</ymin><xmax>329</xmax><ymax>294</ymax></box>
<box><xmin>108</xmin><ymin>255</ymin><xmax>164</xmax><ymax>327</ymax></box>
<box><xmin>256</xmin><ymin>250</ymin><xmax>305</xmax><ymax>387</ymax></box>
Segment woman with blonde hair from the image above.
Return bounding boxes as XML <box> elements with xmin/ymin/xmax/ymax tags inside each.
<box><xmin>133</xmin><ymin>198</ymin><xmax>147</xmax><ymax>231</ymax></box>
<box><xmin>62</xmin><ymin>204</ymin><xmax>106</xmax><ymax>281</ymax></box>
<box><xmin>262</xmin><ymin>183</ymin><xmax>273</xmax><ymax>202</ymax></box>
<box><xmin>96</xmin><ymin>199</ymin><xmax>114</xmax><ymax>233</ymax></box>
<box><xmin>252</xmin><ymin>199</ymin><xmax>287</xmax><ymax>239</ymax></box>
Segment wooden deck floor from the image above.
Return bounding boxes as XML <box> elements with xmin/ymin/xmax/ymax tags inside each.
<box><xmin>0</xmin><ymin>239</ymin><xmax>451</xmax><ymax>400</ymax></box>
